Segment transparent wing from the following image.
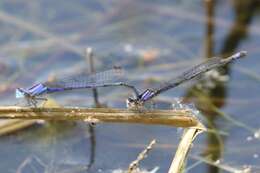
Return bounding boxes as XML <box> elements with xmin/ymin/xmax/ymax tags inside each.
<box><xmin>44</xmin><ymin>67</ymin><xmax>124</xmax><ymax>89</ymax></box>
<box><xmin>142</xmin><ymin>51</ymin><xmax>246</xmax><ymax>101</ymax></box>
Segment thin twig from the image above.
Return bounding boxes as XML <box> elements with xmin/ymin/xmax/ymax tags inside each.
<box><xmin>128</xmin><ymin>139</ymin><xmax>157</xmax><ymax>173</ymax></box>
<box><xmin>85</xmin><ymin>47</ymin><xmax>100</xmax><ymax>106</ymax></box>
<box><xmin>85</xmin><ymin>47</ymin><xmax>99</xmax><ymax>172</ymax></box>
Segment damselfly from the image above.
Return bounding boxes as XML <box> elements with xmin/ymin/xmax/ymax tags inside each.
<box><xmin>16</xmin><ymin>67</ymin><xmax>139</xmax><ymax>106</ymax></box>
<box><xmin>126</xmin><ymin>51</ymin><xmax>247</xmax><ymax>108</ymax></box>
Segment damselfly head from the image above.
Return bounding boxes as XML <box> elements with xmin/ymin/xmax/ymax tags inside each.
<box><xmin>126</xmin><ymin>97</ymin><xmax>144</xmax><ymax>109</ymax></box>
<box><xmin>113</xmin><ymin>66</ymin><xmax>122</xmax><ymax>70</ymax></box>
<box><xmin>112</xmin><ymin>66</ymin><xmax>124</xmax><ymax>76</ymax></box>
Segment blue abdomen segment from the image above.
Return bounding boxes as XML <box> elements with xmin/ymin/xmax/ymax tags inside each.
<box><xmin>139</xmin><ymin>89</ymin><xmax>155</xmax><ymax>102</ymax></box>
<box><xmin>27</xmin><ymin>83</ymin><xmax>48</xmax><ymax>96</ymax></box>
<box><xmin>46</xmin><ymin>87</ymin><xmax>66</xmax><ymax>93</ymax></box>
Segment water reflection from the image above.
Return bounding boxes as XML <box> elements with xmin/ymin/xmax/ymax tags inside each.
<box><xmin>184</xmin><ymin>0</ymin><xmax>259</xmax><ymax>172</ymax></box>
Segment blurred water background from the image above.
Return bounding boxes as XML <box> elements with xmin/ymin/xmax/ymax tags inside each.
<box><xmin>0</xmin><ymin>0</ymin><xmax>259</xmax><ymax>172</ymax></box>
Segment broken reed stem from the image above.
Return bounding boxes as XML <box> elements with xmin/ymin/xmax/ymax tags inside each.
<box><xmin>168</xmin><ymin>123</ymin><xmax>206</xmax><ymax>173</ymax></box>
<box><xmin>0</xmin><ymin>106</ymin><xmax>198</xmax><ymax>127</ymax></box>
<box><xmin>0</xmin><ymin>106</ymin><xmax>206</xmax><ymax>172</ymax></box>
<box><xmin>127</xmin><ymin>139</ymin><xmax>157</xmax><ymax>173</ymax></box>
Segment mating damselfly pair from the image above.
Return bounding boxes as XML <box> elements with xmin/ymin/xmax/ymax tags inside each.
<box><xmin>16</xmin><ymin>51</ymin><xmax>247</xmax><ymax>108</ymax></box>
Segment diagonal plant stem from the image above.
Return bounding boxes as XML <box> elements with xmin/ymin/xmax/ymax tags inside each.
<box><xmin>0</xmin><ymin>10</ymin><xmax>83</xmax><ymax>56</ymax></box>
<box><xmin>168</xmin><ymin>123</ymin><xmax>206</xmax><ymax>173</ymax></box>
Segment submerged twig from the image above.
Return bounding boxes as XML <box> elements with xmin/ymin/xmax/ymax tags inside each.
<box><xmin>16</xmin><ymin>155</ymin><xmax>46</xmax><ymax>173</ymax></box>
<box><xmin>0</xmin><ymin>107</ymin><xmax>198</xmax><ymax>127</ymax></box>
<box><xmin>0</xmin><ymin>119</ymin><xmax>37</xmax><ymax>136</ymax></box>
<box><xmin>128</xmin><ymin>139</ymin><xmax>157</xmax><ymax>173</ymax></box>
<box><xmin>190</xmin><ymin>154</ymin><xmax>251</xmax><ymax>173</ymax></box>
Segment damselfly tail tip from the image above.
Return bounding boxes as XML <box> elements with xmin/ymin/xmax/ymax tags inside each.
<box><xmin>238</xmin><ymin>50</ymin><xmax>247</xmax><ymax>58</ymax></box>
<box><xmin>233</xmin><ymin>51</ymin><xmax>247</xmax><ymax>59</ymax></box>
<box><xmin>15</xmin><ymin>88</ymin><xmax>25</xmax><ymax>98</ymax></box>
<box><xmin>225</xmin><ymin>51</ymin><xmax>247</xmax><ymax>62</ymax></box>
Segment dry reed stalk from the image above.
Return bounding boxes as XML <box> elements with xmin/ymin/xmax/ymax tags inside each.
<box><xmin>168</xmin><ymin>122</ymin><xmax>206</xmax><ymax>173</ymax></box>
<box><xmin>0</xmin><ymin>106</ymin><xmax>198</xmax><ymax>127</ymax></box>
<box><xmin>0</xmin><ymin>106</ymin><xmax>206</xmax><ymax>172</ymax></box>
